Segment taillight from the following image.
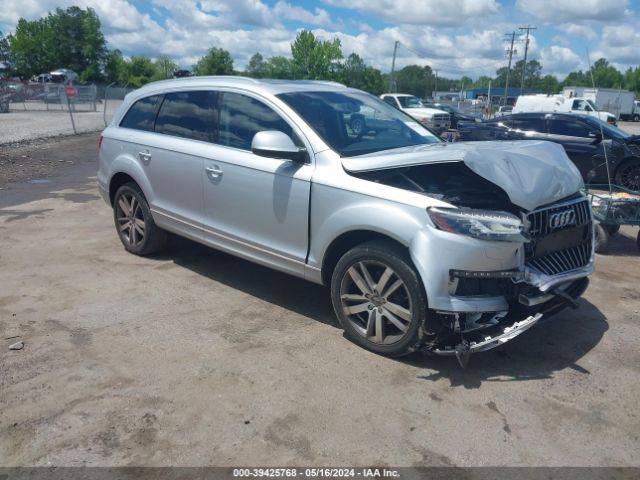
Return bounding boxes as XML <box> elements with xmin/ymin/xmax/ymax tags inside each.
<box><xmin>98</xmin><ymin>135</ymin><xmax>103</xmax><ymax>149</ymax></box>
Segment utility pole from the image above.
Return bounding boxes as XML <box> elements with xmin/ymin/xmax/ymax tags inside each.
<box><xmin>389</xmin><ymin>40</ymin><xmax>399</xmax><ymax>92</ymax></box>
<box><xmin>519</xmin><ymin>25</ymin><xmax>536</xmax><ymax>95</ymax></box>
<box><xmin>503</xmin><ymin>31</ymin><xmax>516</xmax><ymax>106</ymax></box>
<box><xmin>434</xmin><ymin>70</ymin><xmax>439</xmax><ymax>99</ymax></box>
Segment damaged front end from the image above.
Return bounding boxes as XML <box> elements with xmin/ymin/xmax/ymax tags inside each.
<box><xmin>346</xmin><ymin>146</ymin><xmax>595</xmax><ymax>366</ymax></box>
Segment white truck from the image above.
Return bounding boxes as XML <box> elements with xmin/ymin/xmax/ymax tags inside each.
<box><xmin>513</xmin><ymin>94</ymin><xmax>617</xmax><ymax>124</ymax></box>
<box><xmin>563</xmin><ymin>87</ymin><xmax>639</xmax><ymax>122</ymax></box>
<box><xmin>380</xmin><ymin>93</ymin><xmax>451</xmax><ymax>133</ymax></box>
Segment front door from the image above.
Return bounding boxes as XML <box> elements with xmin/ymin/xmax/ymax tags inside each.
<box><xmin>202</xmin><ymin>91</ymin><xmax>313</xmax><ymax>277</ymax></box>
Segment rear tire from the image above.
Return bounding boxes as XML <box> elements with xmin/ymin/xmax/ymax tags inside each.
<box><xmin>330</xmin><ymin>240</ymin><xmax>429</xmax><ymax>357</ymax></box>
<box><xmin>594</xmin><ymin>223</ymin><xmax>609</xmax><ymax>254</ymax></box>
<box><xmin>605</xmin><ymin>224</ymin><xmax>620</xmax><ymax>235</ymax></box>
<box><xmin>615</xmin><ymin>159</ymin><xmax>640</xmax><ymax>192</ymax></box>
<box><xmin>113</xmin><ymin>182</ymin><xmax>167</xmax><ymax>256</ymax></box>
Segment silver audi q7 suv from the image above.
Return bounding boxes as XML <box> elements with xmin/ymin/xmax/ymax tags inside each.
<box><xmin>98</xmin><ymin>76</ymin><xmax>594</xmax><ymax>365</ymax></box>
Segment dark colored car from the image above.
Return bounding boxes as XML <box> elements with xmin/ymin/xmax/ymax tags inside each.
<box><xmin>424</xmin><ymin>102</ymin><xmax>479</xmax><ymax>129</ymax></box>
<box><xmin>457</xmin><ymin>112</ymin><xmax>640</xmax><ymax>191</ymax></box>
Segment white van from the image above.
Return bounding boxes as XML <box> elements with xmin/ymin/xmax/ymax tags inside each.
<box><xmin>513</xmin><ymin>94</ymin><xmax>616</xmax><ymax>124</ymax></box>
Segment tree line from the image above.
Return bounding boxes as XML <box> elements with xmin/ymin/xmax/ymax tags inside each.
<box><xmin>1</xmin><ymin>6</ymin><xmax>639</xmax><ymax>97</ymax></box>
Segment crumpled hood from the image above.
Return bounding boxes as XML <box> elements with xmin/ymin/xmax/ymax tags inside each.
<box><xmin>342</xmin><ymin>140</ymin><xmax>583</xmax><ymax>211</ymax></box>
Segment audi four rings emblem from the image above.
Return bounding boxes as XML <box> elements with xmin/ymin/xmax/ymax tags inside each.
<box><xmin>549</xmin><ymin>210</ymin><xmax>576</xmax><ymax>229</ymax></box>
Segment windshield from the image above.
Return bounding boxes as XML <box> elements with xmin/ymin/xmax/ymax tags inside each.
<box><xmin>583</xmin><ymin>116</ymin><xmax>631</xmax><ymax>140</ymax></box>
<box><xmin>277</xmin><ymin>91</ymin><xmax>441</xmax><ymax>157</ymax></box>
<box><xmin>397</xmin><ymin>96</ymin><xmax>423</xmax><ymax>108</ymax></box>
<box><xmin>586</xmin><ymin>100</ymin><xmax>597</xmax><ymax>111</ymax></box>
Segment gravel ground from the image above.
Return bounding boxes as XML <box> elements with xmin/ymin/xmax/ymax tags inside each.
<box><xmin>0</xmin><ymin>134</ymin><xmax>639</xmax><ymax>469</ymax></box>
<box><xmin>0</xmin><ymin>133</ymin><xmax>97</xmax><ymax>187</ymax></box>
<box><xmin>0</xmin><ymin>101</ymin><xmax>122</xmax><ymax>145</ymax></box>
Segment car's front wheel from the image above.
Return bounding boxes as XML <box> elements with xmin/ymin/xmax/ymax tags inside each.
<box><xmin>113</xmin><ymin>182</ymin><xmax>167</xmax><ymax>256</ymax></box>
<box><xmin>330</xmin><ymin>241</ymin><xmax>429</xmax><ymax>357</ymax></box>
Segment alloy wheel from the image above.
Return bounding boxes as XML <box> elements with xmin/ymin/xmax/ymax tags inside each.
<box><xmin>115</xmin><ymin>193</ymin><xmax>145</xmax><ymax>248</ymax></box>
<box><xmin>618</xmin><ymin>163</ymin><xmax>640</xmax><ymax>191</ymax></box>
<box><xmin>339</xmin><ymin>260</ymin><xmax>413</xmax><ymax>345</ymax></box>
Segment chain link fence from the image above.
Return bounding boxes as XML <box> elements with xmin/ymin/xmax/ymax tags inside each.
<box><xmin>0</xmin><ymin>80</ymin><xmax>133</xmax><ymax>144</ymax></box>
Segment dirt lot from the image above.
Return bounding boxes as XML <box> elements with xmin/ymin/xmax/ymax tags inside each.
<box><xmin>1</xmin><ymin>134</ymin><xmax>639</xmax><ymax>467</ymax></box>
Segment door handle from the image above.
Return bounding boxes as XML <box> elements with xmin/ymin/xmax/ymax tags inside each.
<box><xmin>138</xmin><ymin>150</ymin><xmax>151</xmax><ymax>163</ymax></box>
<box><xmin>205</xmin><ymin>165</ymin><xmax>223</xmax><ymax>178</ymax></box>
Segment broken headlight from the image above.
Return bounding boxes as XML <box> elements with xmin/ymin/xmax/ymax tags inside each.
<box><xmin>427</xmin><ymin>207</ymin><xmax>527</xmax><ymax>242</ymax></box>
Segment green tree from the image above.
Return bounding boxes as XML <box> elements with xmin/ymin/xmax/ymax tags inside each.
<box><xmin>0</xmin><ymin>30</ymin><xmax>11</xmax><ymax>65</ymax></box>
<box><xmin>291</xmin><ymin>30</ymin><xmax>342</xmax><ymax>80</ymax></box>
<box><xmin>152</xmin><ymin>55</ymin><xmax>178</xmax><ymax>81</ymax></box>
<box><xmin>104</xmin><ymin>49</ymin><xmax>125</xmax><ymax>84</ymax></box>
<box><xmin>245</xmin><ymin>52</ymin><xmax>267</xmax><ymax>78</ymax></box>
<box><xmin>121</xmin><ymin>55</ymin><xmax>156</xmax><ymax>87</ymax></box>
<box><xmin>264</xmin><ymin>56</ymin><xmax>293</xmax><ymax>79</ymax></box>
<box><xmin>395</xmin><ymin>64</ymin><xmax>432</xmax><ymax>98</ymax></box>
<box><xmin>623</xmin><ymin>67</ymin><xmax>640</xmax><ymax>94</ymax></box>
<box><xmin>193</xmin><ymin>47</ymin><xmax>234</xmax><ymax>76</ymax></box>
<box><xmin>337</xmin><ymin>53</ymin><xmax>384</xmax><ymax>95</ymax></box>
<box><xmin>590</xmin><ymin>58</ymin><xmax>623</xmax><ymax>88</ymax></box>
<box><xmin>8</xmin><ymin>6</ymin><xmax>106</xmax><ymax>80</ymax></box>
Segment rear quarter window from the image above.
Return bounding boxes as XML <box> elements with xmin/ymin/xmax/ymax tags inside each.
<box><xmin>120</xmin><ymin>95</ymin><xmax>162</xmax><ymax>132</ymax></box>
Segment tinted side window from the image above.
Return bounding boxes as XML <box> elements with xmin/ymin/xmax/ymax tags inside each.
<box><xmin>511</xmin><ymin>116</ymin><xmax>546</xmax><ymax>132</ymax></box>
<box><xmin>383</xmin><ymin>96</ymin><xmax>398</xmax><ymax>108</ymax></box>
<box><xmin>120</xmin><ymin>95</ymin><xmax>162</xmax><ymax>132</ymax></box>
<box><xmin>549</xmin><ymin>118</ymin><xmax>591</xmax><ymax>137</ymax></box>
<box><xmin>218</xmin><ymin>92</ymin><xmax>292</xmax><ymax>151</ymax></box>
<box><xmin>155</xmin><ymin>91</ymin><xmax>215</xmax><ymax>142</ymax></box>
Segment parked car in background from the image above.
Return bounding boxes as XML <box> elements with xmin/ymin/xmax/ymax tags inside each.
<box><xmin>563</xmin><ymin>87</ymin><xmax>639</xmax><ymax>122</ymax></box>
<box><xmin>380</xmin><ymin>93</ymin><xmax>451</xmax><ymax>133</ymax></box>
<box><xmin>98</xmin><ymin>77</ymin><xmax>593</xmax><ymax>365</ymax></box>
<box><xmin>494</xmin><ymin>105</ymin><xmax>513</xmax><ymax>118</ymax></box>
<box><xmin>513</xmin><ymin>94</ymin><xmax>617</xmax><ymax>125</ymax></box>
<box><xmin>457</xmin><ymin>112</ymin><xmax>640</xmax><ymax>191</ymax></box>
<box><xmin>49</xmin><ymin>68</ymin><xmax>79</xmax><ymax>84</ymax></box>
<box><xmin>423</xmin><ymin>102</ymin><xmax>480</xmax><ymax>129</ymax></box>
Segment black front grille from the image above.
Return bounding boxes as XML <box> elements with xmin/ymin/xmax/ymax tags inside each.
<box><xmin>525</xmin><ymin>198</ymin><xmax>593</xmax><ymax>276</ymax></box>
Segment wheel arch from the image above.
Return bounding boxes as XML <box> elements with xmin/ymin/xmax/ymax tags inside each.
<box><xmin>320</xmin><ymin>230</ymin><xmax>411</xmax><ymax>286</ymax></box>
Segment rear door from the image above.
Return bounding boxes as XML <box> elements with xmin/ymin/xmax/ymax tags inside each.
<box><xmin>201</xmin><ymin>90</ymin><xmax>313</xmax><ymax>277</ymax></box>
<box><xmin>137</xmin><ymin>90</ymin><xmax>218</xmax><ymax>239</ymax></box>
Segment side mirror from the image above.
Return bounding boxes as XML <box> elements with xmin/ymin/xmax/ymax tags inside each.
<box><xmin>251</xmin><ymin>131</ymin><xmax>307</xmax><ymax>163</ymax></box>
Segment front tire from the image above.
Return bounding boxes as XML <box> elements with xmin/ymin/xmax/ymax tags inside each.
<box><xmin>113</xmin><ymin>183</ymin><xmax>167</xmax><ymax>256</ymax></box>
<box><xmin>330</xmin><ymin>241</ymin><xmax>428</xmax><ymax>357</ymax></box>
<box><xmin>594</xmin><ymin>223</ymin><xmax>609</xmax><ymax>253</ymax></box>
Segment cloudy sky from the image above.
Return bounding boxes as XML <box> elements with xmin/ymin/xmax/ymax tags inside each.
<box><xmin>1</xmin><ymin>0</ymin><xmax>638</xmax><ymax>79</ymax></box>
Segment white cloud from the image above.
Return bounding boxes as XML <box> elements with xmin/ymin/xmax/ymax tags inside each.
<box><xmin>321</xmin><ymin>0</ymin><xmax>499</xmax><ymax>26</ymax></box>
<box><xmin>516</xmin><ymin>0</ymin><xmax>629</xmax><ymax>22</ymax></box>
<box><xmin>274</xmin><ymin>1</ymin><xmax>334</xmax><ymax>27</ymax></box>
<box><xmin>561</xmin><ymin>23</ymin><xmax>597</xmax><ymax>40</ymax></box>
<box><xmin>538</xmin><ymin>46</ymin><xmax>583</xmax><ymax>76</ymax></box>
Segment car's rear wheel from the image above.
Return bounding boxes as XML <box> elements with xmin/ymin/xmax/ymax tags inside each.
<box><xmin>615</xmin><ymin>159</ymin><xmax>640</xmax><ymax>192</ymax></box>
<box><xmin>113</xmin><ymin>183</ymin><xmax>167</xmax><ymax>256</ymax></box>
<box><xmin>330</xmin><ymin>241</ymin><xmax>428</xmax><ymax>357</ymax></box>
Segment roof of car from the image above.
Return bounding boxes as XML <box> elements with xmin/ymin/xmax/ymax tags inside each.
<box><xmin>127</xmin><ymin>76</ymin><xmax>351</xmax><ymax>99</ymax></box>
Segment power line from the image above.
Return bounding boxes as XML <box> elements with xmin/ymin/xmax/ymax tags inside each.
<box><xmin>503</xmin><ymin>31</ymin><xmax>517</xmax><ymax>106</ymax></box>
<box><xmin>519</xmin><ymin>25</ymin><xmax>536</xmax><ymax>94</ymax></box>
